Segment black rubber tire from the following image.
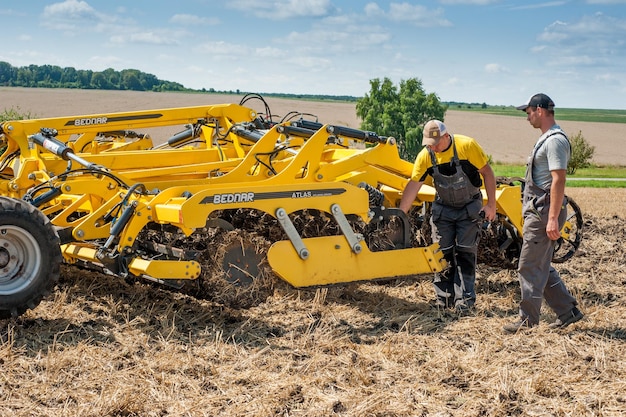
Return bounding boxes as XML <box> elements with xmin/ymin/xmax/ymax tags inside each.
<box><xmin>552</xmin><ymin>196</ymin><xmax>584</xmax><ymax>264</ymax></box>
<box><xmin>0</xmin><ymin>197</ymin><xmax>62</xmax><ymax>319</ymax></box>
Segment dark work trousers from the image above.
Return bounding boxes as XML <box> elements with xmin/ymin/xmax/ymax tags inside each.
<box><xmin>431</xmin><ymin>198</ymin><xmax>482</xmax><ymax>308</ymax></box>
<box><xmin>517</xmin><ymin>190</ymin><xmax>577</xmax><ymax>325</ymax></box>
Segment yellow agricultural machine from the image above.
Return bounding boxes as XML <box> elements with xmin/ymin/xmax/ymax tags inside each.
<box><xmin>0</xmin><ymin>94</ymin><xmax>583</xmax><ymax>318</ymax></box>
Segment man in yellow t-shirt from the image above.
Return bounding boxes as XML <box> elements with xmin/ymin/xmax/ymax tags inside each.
<box><xmin>400</xmin><ymin>120</ymin><xmax>496</xmax><ymax>313</ymax></box>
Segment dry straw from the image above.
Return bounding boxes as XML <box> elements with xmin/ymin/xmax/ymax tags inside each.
<box><xmin>2</xmin><ymin>191</ymin><xmax>626</xmax><ymax>416</ymax></box>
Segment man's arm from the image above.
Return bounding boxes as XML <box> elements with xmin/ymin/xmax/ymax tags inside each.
<box><xmin>547</xmin><ymin>169</ymin><xmax>567</xmax><ymax>240</ymax></box>
<box><xmin>478</xmin><ymin>163</ymin><xmax>497</xmax><ymax>221</ymax></box>
<box><xmin>399</xmin><ymin>180</ymin><xmax>424</xmax><ymax>214</ymax></box>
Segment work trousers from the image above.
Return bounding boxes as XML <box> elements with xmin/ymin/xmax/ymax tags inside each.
<box><xmin>431</xmin><ymin>198</ymin><xmax>482</xmax><ymax>308</ymax></box>
<box><xmin>517</xmin><ymin>199</ymin><xmax>577</xmax><ymax>325</ymax></box>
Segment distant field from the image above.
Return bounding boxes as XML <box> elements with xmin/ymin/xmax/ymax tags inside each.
<box><xmin>2</xmin><ymin>87</ymin><xmax>626</xmax><ymax>166</ymax></box>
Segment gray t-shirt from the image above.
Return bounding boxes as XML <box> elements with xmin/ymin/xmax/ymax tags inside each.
<box><xmin>530</xmin><ymin>125</ymin><xmax>570</xmax><ymax>189</ymax></box>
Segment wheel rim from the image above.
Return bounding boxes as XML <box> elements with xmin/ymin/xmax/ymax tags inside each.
<box><xmin>0</xmin><ymin>225</ymin><xmax>43</xmax><ymax>295</ymax></box>
<box><xmin>553</xmin><ymin>198</ymin><xmax>584</xmax><ymax>264</ymax></box>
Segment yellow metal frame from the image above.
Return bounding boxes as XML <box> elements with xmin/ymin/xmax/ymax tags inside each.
<box><xmin>0</xmin><ymin>101</ymin><xmax>533</xmax><ymax>288</ymax></box>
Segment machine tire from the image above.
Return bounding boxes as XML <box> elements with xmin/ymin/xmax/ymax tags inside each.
<box><xmin>553</xmin><ymin>196</ymin><xmax>584</xmax><ymax>264</ymax></box>
<box><xmin>0</xmin><ymin>197</ymin><xmax>62</xmax><ymax>319</ymax></box>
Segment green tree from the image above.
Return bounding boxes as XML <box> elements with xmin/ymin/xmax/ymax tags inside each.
<box><xmin>356</xmin><ymin>77</ymin><xmax>446</xmax><ymax>161</ymax></box>
<box><xmin>139</xmin><ymin>72</ymin><xmax>159</xmax><ymax>91</ymax></box>
<box><xmin>121</xmin><ymin>69</ymin><xmax>143</xmax><ymax>91</ymax></box>
<box><xmin>60</xmin><ymin>66</ymin><xmax>78</xmax><ymax>86</ymax></box>
<box><xmin>16</xmin><ymin>66</ymin><xmax>34</xmax><ymax>86</ymax></box>
<box><xmin>76</xmin><ymin>70</ymin><xmax>93</xmax><ymax>88</ymax></box>
<box><xmin>567</xmin><ymin>130</ymin><xmax>595</xmax><ymax>175</ymax></box>
<box><xmin>102</xmin><ymin>68</ymin><xmax>120</xmax><ymax>89</ymax></box>
<box><xmin>91</xmin><ymin>72</ymin><xmax>111</xmax><ymax>89</ymax></box>
<box><xmin>0</xmin><ymin>61</ymin><xmax>17</xmax><ymax>84</ymax></box>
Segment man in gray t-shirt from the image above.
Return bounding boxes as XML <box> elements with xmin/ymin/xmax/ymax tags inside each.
<box><xmin>531</xmin><ymin>126</ymin><xmax>570</xmax><ymax>189</ymax></box>
<box><xmin>503</xmin><ymin>93</ymin><xmax>584</xmax><ymax>333</ymax></box>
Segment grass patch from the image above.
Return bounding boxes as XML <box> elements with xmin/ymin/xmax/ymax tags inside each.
<box><xmin>493</xmin><ymin>163</ymin><xmax>626</xmax><ymax>178</ymax></box>
<box><xmin>492</xmin><ymin>164</ymin><xmax>525</xmax><ymax>178</ymax></box>
<box><xmin>566</xmin><ymin>180</ymin><xmax>626</xmax><ymax>188</ymax></box>
<box><xmin>573</xmin><ymin>165</ymin><xmax>626</xmax><ymax>178</ymax></box>
<box><xmin>450</xmin><ymin>105</ymin><xmax>626</xmax><ymax>124</ymax></box>
<box><xmin>492</xmin><ymin>163</ymin><xmax>626</xmax><ymax>188</ymax></box>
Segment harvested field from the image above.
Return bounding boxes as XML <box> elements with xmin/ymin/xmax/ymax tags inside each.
<box><xmin>1</xmin><ymin>89</ymin><xmax>625</xmax><ymax>416</ymax></box>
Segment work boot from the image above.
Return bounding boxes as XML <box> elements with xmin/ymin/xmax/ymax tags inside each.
<box><xmin>503</xmin><ymin>318</ymin><xmax>534</xmax><ymax>333</ymax></box>
<box><xmin>431</xmin><ymin>297</ymin><xmax>453</xmax><ymax>309</ymax></box>
<box><xmin>454</xmin><ymin>300</ymin><xmax>474</xmax><ymax>316</ymax></box>
<box><xmin>549</xmin><ymin>307</ymin><xmax>584</xmax><ymax>329</ymax></box>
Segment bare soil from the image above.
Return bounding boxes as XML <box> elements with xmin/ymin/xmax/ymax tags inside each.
<box><xmin>1</xmin><ymin>88</ymin><xmax>625</xmax><ymax>416</ymax></box>
<box><xmin>2</xmin><ymin>87</ymin><xmax>625</xmax><ymax>165</ymax></box>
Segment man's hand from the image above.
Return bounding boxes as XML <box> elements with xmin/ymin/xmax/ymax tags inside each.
<box><xmin>481</xmin><ymin>203</ymin><xmax>497</xmax><ymax>222</ymax></box>
<box><xmin>546</xmin><ymin>217</ymin><xmax>561</xmax><ymax>240</ymax></box>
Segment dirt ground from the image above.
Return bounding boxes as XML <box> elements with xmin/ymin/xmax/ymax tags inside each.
<box><xmin>2</xmin><ymin>87</ymin><xmax>625</xmax><ymax>165</ymax></box>
<box><xmin>1</xmin><ymin>88</ymin><xmax>625</xmax><ymax>416</ymax></box>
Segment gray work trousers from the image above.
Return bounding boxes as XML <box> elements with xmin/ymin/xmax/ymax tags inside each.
<box><xmin>431</xmin><ymin>198</ymin><xmax>482</xmax><ymax>308</ymax></box>
<box><xmin>517</xmin><ymin>200</ymin><xmax>577</xmax><ymax>325</ymax></box>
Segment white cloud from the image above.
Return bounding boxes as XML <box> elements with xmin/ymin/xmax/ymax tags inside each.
<box><xmin>195</xmin><ymin>41</ymin><xmax>250</xmax><ymax>57</ymax></box>
<box><xmin>586</xmin><ymin>0</ymin><xmax>626</xmax><ymax>4</ymax></box>
<box><xmin>594</xmin><ymin>73</ymin><xmax>622</xmax><ymax>84</ymax></box>
<box><xmin>510</xmin><ymin>1</ymin><xmax>567</xmax><ymax>10</ymax></box>
<box><xmin>285</xmin><ymin>55</ymin><xmax>333</xmax><ymax>71</ymax></box>
<box><xmin>187</xmin><ymin>65</ymin><xmax>205</xmax><ymax>73</ymax></box>
<box><xmin>255</xmin><ymin>47</ymin><xmax>283</xmax><ymax>58</ymax></box>
<box><xmin>368</xmin><ymin>2</ymin><xmax>447</xmax><ymax>26</ymax></box>
<box><xmin>42</xmin><ymin>0</ymin><xmax>100</xmax><ymax>21</ymax></box>
<box><xmin>0</xmin><ymin>8</ymin><xmax>24</xmax><ymax>17</ymax></box>
<box><xmin>109</xmin><ymin>31</ymin><xmax>180</xmax><ymax>46</ymax></box>
<box><xmin>550</xmin><ymin>55</ymin><xmax>595</xmax><ymax>66</ymax></box>
<box><xmin>227</xmin><ymin>0</ymin><xmax>333</xmax><ymax>20</ymax></box>
<box><xmin>169</xmin><ymin>14</ymin><xmax>220</xmax><ymax>26</ymax></box>
<box><xmin>381</xmin><ymin>3</ymin><xmax>453</xmax><ymax>27</ymax></box>
<box><xmin>131</xmin><ymin>32</ymin><xmax>179</xmax><ymax>45</ymax></box>
<box><xmin>536</xmin><ymin>13</ymin><xmax>626</xmax><ymax>69</ymax></box>
<box><xmin>87</xmin><ymin>55</ymin><xmax>123</xmax><ymax>69</ymax></box>
<box><xmin>364</xmin><ymin>3</ymin><xmax>383</xmax><ymax>16</ymax></box>
<box><xmin>439</xmin><ymin>0</ymin><xmax>500</xmax><ymax>4</ymax></box>
<box><xmin>40</xmin><ymin>0</ymin><xmax>122</xmax><ymax>33</ymax></box>
<box><xmin>485</xmin><ymin>63</ymin><xmax>509</xmax><ymax>73</ymax></box>
<box><xmin>537</xmin><ymin>20</ymin><xmax>569</xmax><ymax>42</ymax></box>
<box><xmin>281</xmin><ymin>20</ymin><xmax>390</xmax><ymax>55</ymax></box>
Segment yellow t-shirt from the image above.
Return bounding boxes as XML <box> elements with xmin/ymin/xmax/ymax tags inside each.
<box><xmin>411</xmin><ymin>134</ymin><xmax>489</xmax><ymax>187</ymax></box>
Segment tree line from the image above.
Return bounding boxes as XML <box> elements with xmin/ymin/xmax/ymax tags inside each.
<box><xmin>0</xmin><ymin>62</ymin><xmax>186</xmax><ymax>92</ymax></box>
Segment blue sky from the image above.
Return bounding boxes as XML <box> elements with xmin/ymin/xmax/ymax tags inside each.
<box><xmin>1</xmin><ymin>0</ymin><xmax>625</xmax><ymax>109</ymax></box>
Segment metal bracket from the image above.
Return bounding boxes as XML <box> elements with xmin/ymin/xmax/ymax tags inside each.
<box><xmin>276</xmin><ymin>208</ymin><xmax>309</xmax><ymax>260</ymax></box>
<box><xmin>330</xmin><ymin>203</ymin><xmax>363</xmax><ymax>254</ymax></box>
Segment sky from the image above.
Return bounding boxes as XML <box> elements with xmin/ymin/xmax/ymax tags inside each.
<box><xmin>1</xmin><ymin>0</ymin><xmax>625</xmax><ymax>110</ymax></box>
